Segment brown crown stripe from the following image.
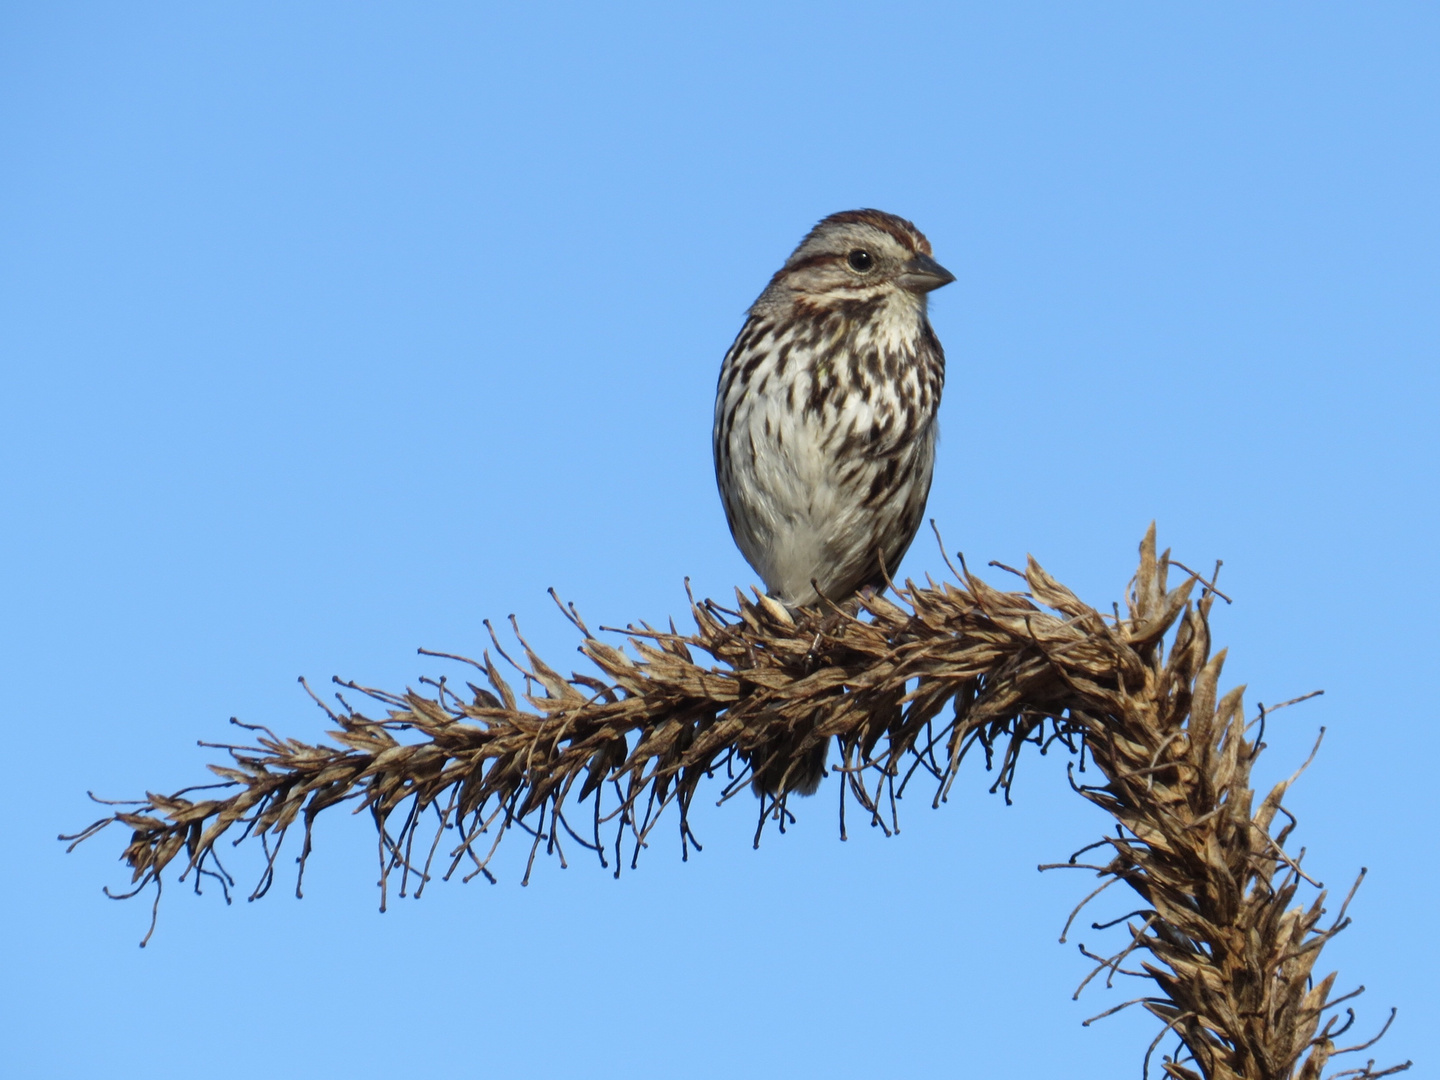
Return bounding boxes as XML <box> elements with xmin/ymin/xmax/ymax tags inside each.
<box><xmin>813</xmin><ymin>209</ymin><xmax>931</xmax><ymax>256</ymax></box>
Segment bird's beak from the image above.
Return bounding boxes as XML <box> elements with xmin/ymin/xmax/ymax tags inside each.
<box><xmin>896</xmin><ymin>253</ymin><xmax>956</xmax><ymax>294</ymax></box>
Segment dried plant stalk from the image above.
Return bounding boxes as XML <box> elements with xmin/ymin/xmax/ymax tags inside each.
<box><xmin>64</xmin><ymin>526</ymin><xmax>1406</xmax><ymax>1080</ymax></box>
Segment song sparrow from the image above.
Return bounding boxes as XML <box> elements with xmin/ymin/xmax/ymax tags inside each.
<box><xmin>713</xmin><ymin>209</ymin><xmax>953</xmax><ymax>795</ymax></box>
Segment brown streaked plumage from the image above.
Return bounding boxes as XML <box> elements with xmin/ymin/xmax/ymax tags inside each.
<box><xmin>713</xmin><ymin>209</ymin><xmax>954</xmax><ymax>795</ymax></box>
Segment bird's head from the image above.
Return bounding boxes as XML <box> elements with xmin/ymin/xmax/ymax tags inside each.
<box><xmin>757</xmin><ymin>209</ymin><xmax>954</xmax><ymax>313</ymax></box>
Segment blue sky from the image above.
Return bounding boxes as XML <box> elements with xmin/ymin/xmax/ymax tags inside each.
<box><xmin>2</xmin><ymin>5</ymin><xmax>1435</xmax><ymax>1077</ymax></box>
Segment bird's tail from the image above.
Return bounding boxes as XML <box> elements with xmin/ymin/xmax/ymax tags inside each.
<box><xmin>748</xmin><ymin>731</ymin><xmax>828</xmax><ymax>797</ymax></box>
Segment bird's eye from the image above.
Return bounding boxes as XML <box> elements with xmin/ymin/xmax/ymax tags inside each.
<box><xmin>847</xmin><ymin>249</ymin><xmax>874</xmax><ymax>272</ymax></box>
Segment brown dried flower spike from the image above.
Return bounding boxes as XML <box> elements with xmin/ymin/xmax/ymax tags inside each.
<box><xmin>64</xmin><ymin>526</ymin><xmax>1406</xmax><ymax>1080</ymax></box>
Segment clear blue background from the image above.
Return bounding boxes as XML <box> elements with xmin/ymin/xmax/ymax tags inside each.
<box><xmin>3</xmin><ymin>5</ymin><xmax>1434</xmax><ymax>1077</ymax></box>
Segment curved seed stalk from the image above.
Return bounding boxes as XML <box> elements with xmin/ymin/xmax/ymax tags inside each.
<box><xmin>63</xmin><ymin>526</ymin><xmax>1406</xmax><ymax>1080</ymax></box>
